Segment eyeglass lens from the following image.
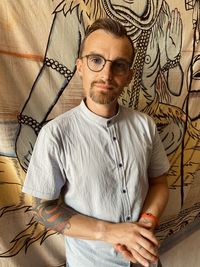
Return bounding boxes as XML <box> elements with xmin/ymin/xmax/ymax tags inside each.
<box><xmin>86</xmin><ymin>54</ymin><xmax>130</xmax><ymax>74</ymax></box>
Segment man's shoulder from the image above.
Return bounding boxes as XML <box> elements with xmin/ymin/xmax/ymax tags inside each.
<box><xmin>120</xmin><ymin>105</ymin><xmax>155</xmax><ymax>125</ymax></box>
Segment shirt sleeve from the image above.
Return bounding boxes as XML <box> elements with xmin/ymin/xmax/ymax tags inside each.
<box><xmin>22</xmin><ymin>125</ymin><xmax>66</xmax><ymax>200</ymax></box>
<box><xmin>148</xmin><ymin>122</ymin><xmax>170</xmax><ymax>178</ymax></box>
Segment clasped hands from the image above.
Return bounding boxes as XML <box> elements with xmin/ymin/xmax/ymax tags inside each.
<box><xmin>113</xmin><ymin>220</ymin><xmax>159</xmax><ymax>267</ymax></box>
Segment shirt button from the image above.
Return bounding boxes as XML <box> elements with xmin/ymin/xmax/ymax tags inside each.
<box><xmin>122</xmin><ymin>189</ymin><xmax>127</xmax><ymax>193</ymax></box>
<box><xmin>126</xmin><ymin>216</ymin><xmax>131</xmax><ymax>221</ymax></box>
<box><xmin>113</xmin><ymin>136</ymin><xmax>117</xmax><ymax>141</ymax></box>
<box><xmin>107</xmin><ymin>120</ymin><xmax>111</xmax><ymax>126</ymax></box>
<box><xmin>118</xmin><ymin>163</ymin><xmax>123</xmax><ymax>167</ymax></box>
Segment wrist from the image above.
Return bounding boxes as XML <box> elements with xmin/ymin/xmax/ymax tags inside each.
<box><xmin>95</xmin><ymin>221</ymin><xmax>111</xmax><ymax>241</ymax></box>
<box><xmin>139</xmin><ymin>212</ymin><xmax>159</xmax><ymax>228</ymax></box>
<box><xmin>18</xmin><ymin>114</ymin><xmax>42</xmax><ymax>135</ymax></box>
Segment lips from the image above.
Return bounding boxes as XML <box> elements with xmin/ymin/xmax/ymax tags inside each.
<box><xmin>94</xmin><ymin>83</ymin><xmax>113</xmax><ymax>90</ymax></box>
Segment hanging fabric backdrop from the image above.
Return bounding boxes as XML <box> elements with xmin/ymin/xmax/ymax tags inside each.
<box><xmin>0</xmin><ymin>0</ymin><xmax>200</xmax><ymax>266</ymax></box>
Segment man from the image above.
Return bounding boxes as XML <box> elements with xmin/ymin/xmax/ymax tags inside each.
<box><xmin>22</xmin><ymin>18</ymin><xmax>170</xmax><ymax>267</ymax></box>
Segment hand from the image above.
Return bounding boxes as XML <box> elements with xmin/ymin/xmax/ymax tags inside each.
<box><xmin>166</xmin><ymin>8</ymin><xmax>182</xmax><ymax>60</ymax></box>
<box><xmin>114</xmin><ymin>243</ymin><xmax>137</xmax><ymax>264</ymax></box>
<box><xmin>16</xmin><ymin>124</ymin><xmax>37</xmax><ymax>172</ymax></box>
<box><xmin>138</xmin><ymin>216</ymin><xmax>157</xmax><ymax>231</ymax></box>
<box><xmin>107</xmin><ymin>222</ymin><xmax>159</xmax><ymax>267</ymax></box>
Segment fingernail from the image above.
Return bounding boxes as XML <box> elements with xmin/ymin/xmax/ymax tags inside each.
<box><xmin>142</xmin><ymin>261</ymin><xmax>149</xmax><ymax>267</ymax></box>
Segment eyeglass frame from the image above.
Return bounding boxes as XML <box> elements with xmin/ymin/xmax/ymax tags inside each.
<box><xmin>79</xmin><ymin>54</ymin><xmax>132</xmax><ymax>75</ymax></box>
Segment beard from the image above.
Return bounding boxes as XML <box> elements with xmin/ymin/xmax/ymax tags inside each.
<box><xmin>89</xmin><ymin>81</ymin><xmax>122</xmax><ymax>105</ymax></box>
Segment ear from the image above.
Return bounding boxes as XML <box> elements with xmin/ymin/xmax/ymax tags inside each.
<box><xmin>76</xmin><ymin>58</ymin><xmax>83</xmax><ymax>78</ymax></box>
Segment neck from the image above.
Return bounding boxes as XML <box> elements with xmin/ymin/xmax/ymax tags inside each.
<box><xmin>85</xmin><ymin>98</ymin><xmax>118</xmax><ymax>118</ymax></box>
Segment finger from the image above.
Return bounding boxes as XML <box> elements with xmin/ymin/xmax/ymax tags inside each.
<box><xmin>133</xmin><ymin>245</ymin><xmax>158</xmax><ymax>265</ymax></box>
<box><xmin>169</xmin><ymin>9</ymin><xmax>174</xmax><ymax>34</ymax></box>
<box><xmin>115</xmin><ymin>244</ymin><xmax>137</xmax><ymax>263</ymax></box>
<box><xmin>114</xmin><ymin>244</ymin><xmax>127</xmax><ymax>252</ymax></box>
<box><xmin>140</xmin><ymin>241</ymin><xmax>158</xmax><ymax>257</ymax></box>
<box><xmin>130</xmin><ymin>248</ymin><xmax>152</xmax><ymax>267</ymax></box>
<box><xmin>121</xmin><ymin>250</ymin><xmax>132</xmax><ymax>258</ymax></box>
<box><xmin>175</xmin><ymin>9</ymin><xmax>179</xmax><ymax>33</ymax></box>
<box><xmin>118</xmin><ymin>245</ymin><xmax>137</xmax><ymax>259</ymax></box>
<box><xmin>113</xmin><ymin>244</ymin><xmax>121</xmax><ymax>251</ymax></box>
<box><xmin>114</xmin><ymin>244</ymin><xmax>137</xmax><ymax>262</ymax></box>
<box><xmin>23</xmin><ymin>159</ymin><xmax>29</xmax><ymax>170</ymax></box>
<box><xmin>136</xmin><ymin>237</ymin><xmax>159</xmax><ymax>257</ymax></box>
<box><xmin>121</xmin><ymin>249</ymin><xmax>137</xmax><ymax>263</ymax></box>
<box><xmin>173</xmin><ymin>8</ymin><xmax>178</xmax><ymax>33</ymax></box>
<box><xmin>138</xmin><ymin>221</ymin><xmax>155</xmax><ymax>230</ymax></box>
<box><xmin>133</xmin><ymin>238</ymin><xmax>159</xmax><ymax>257</ymax></box>
<box><xmin>139</xmin><ymin>228</ymin><xmax>160</xmax><ymax>247</ymax></box>
<box><xmin>174</xmin><ymin>8</ymin><xmax>181</xmax><ymax>34</ymax></box>
<box><xmin>138</xmin><ymin>246</ymin><xmax>158</xmax><ymax>264</ymax></box>
<box><xmin>140</xmin><ymin>223</ymin><xmax>156</xmax><ymax>232</ymax></box>
<box><xmin>166</xmin><ymin>21</ymin><xmax>171</xmax><ymax>42</ymax></box>
<box><xmin>177</xmin><ymin>12</ymin><xmax>183</xmax><ymax>36</ymax></box>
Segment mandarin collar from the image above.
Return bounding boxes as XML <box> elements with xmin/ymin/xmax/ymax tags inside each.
<box><xmin>79</xmin><ymin>99</ymin><xmax>120</xmax><ymax>127</ymax></box>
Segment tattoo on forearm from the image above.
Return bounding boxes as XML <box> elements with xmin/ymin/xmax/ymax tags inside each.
<box><xmin>33</xmin><ymin>198</ymin><xmax>77</xmax><ymax>234</ymax></box>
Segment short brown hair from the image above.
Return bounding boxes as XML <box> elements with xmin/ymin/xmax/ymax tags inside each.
<box><xmin>79</xmin><ymin>18</ymin><xmax>135</xmax><ymax>63</ymax></box>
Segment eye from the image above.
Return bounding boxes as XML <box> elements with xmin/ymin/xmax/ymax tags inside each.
<box><xmin>88</xmin><ymin>55</ymin><xmax>104</xmax><ymax>65</ymax></box>
<box><xmin>113</xmin><ymin>60</ymin><xmax>129</xmax><ymax>71</ymax></box>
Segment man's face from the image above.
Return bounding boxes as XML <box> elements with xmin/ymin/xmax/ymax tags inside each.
<box><xmin>76</xmin><ymin>29</ymin><xmax>133</xmax><ymax>106</ymax></box>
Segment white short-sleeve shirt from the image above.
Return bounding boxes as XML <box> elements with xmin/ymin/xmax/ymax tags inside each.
<box><xmin>23</xmin><ymin>100</ymin><xmax>170</xmax><ymax>267</ymax></box>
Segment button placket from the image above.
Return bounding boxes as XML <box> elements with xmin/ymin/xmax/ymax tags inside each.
<box><xmin>108</xmin><ymin>124</ymin><xmax>131</xmax><ymax>222</ymax></box>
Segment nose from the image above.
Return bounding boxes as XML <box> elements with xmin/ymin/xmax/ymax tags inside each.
<box><xmin>100</xmin><ymin>61</ymin><xmax>113</xmax><ymax>81</ymax></box>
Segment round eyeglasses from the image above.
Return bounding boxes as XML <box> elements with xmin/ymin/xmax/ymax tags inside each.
<box><xmin>80</xmin><ymin>54</ymin><xmax>131</xmax><ymax>75</ymax></box>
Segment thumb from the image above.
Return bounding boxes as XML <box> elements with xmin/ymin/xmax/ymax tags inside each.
<box><xmin>138</xmin><ymin>221</ymin><xmax>153</xmax><ymax>229</ymax></box>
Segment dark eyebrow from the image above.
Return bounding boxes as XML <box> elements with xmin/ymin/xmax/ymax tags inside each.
<box><xmin>86</xmin><ymin>52</ymin><xmax>103</xmax><ymax>57</ymax></box>
<box><xmin>114</xmin><ymin>58</ymin><xmax>130</xmax><ymax>62</ymax></box>
<box><xmin>87</xmin><ymin>53</ymin><xmax>130</xmax><ymax>63</ymax></box>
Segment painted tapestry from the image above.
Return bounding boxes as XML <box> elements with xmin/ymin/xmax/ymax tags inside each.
<box><xmin>0</xmin><ymin>0</ymin><xmax>200</xmax><ymax>266</ymax></box>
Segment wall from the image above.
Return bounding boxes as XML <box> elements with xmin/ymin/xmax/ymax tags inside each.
<box><xmin>0</xmin><ymin>0</ymin><xmax>200</xmax><ymax>266</ymax></box>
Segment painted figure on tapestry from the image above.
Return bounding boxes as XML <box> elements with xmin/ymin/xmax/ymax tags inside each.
<box><xmin>16</xmin><ymin>0</ymin><xmax>184</xmax><ymax>170</ymax></box>
<box><xmin>1</xmin><ymin>0</ymin><xmax>200</xmax><ymax>261</ymax></box>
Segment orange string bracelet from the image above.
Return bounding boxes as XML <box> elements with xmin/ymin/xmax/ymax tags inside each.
<box><xmin>140</xmin><ymin>213</ymin><xmax>159</xmax><ymax>227</ymax></box>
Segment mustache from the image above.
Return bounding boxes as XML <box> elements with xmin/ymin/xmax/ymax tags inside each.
<box><xmin>91</xmin><ymin>80</ymin><xmax>114</xmax><ymax>87</ymax></box>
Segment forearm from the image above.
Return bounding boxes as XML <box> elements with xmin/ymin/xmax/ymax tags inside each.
<box><xmin>32</xmin><ymin>197</ymin><xmax>158</xmax><ymax>243</ymax></box>
<box><xmin>32</xmin><ymin>197</ymin><xmax>108</xmax><ymax>241</ymax></box>
<box><xmin>167</xmin><ymin>65</ymin><xmax>183</xmax><ymax>96</ymax></box>
<box><xmin>22</xmin><ymin>12</ymin><xmax>82</xmax><ymax>122</ymax></box>
<box><xmin>22</xmin><ymin>69</ymin><xmax>67</xmax><ymax>121</ymax></box>
<box><xmin>140</xmin><ymin>174</ymin><xmax>169</xmax><ymax>225</ymax></box>
<box><xmin>33</xmin><ymin>197</ymin><xmax>159</xmax><ymax>266</ymax></box>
